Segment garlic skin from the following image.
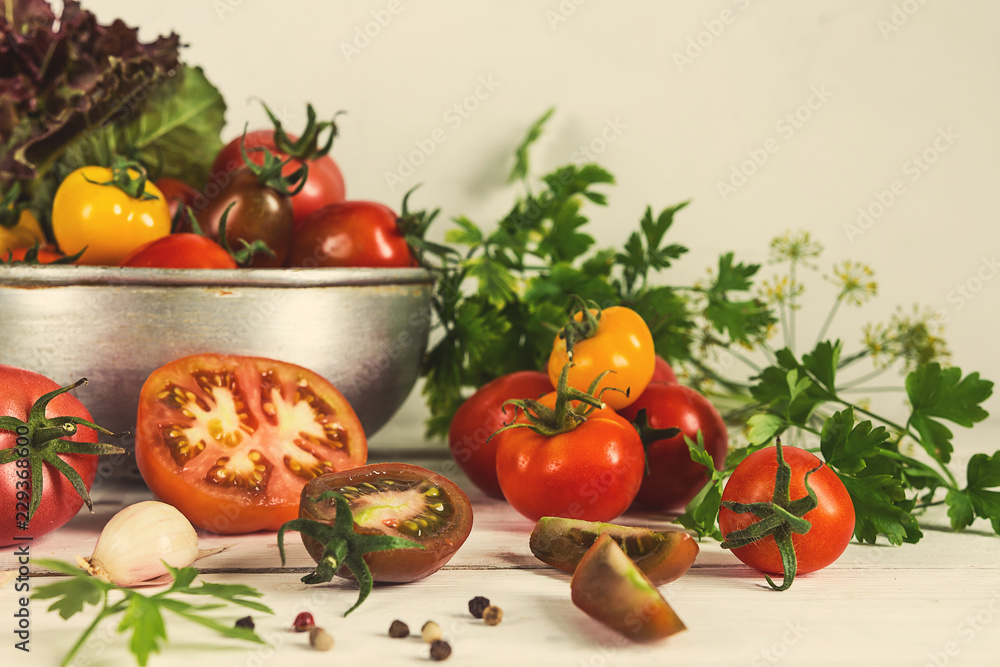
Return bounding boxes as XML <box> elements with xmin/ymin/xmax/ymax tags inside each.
<box><xmin>79</xmin><ymin>501</ymin><xmax>199</xmax><ymax>587</ymax></box>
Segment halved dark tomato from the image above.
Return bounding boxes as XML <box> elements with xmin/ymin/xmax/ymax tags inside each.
<box><xmin>298</xmin><ymin>463</ymin><xmax>473</xmax><ymax>583</ymax></box>
<box><xmin>135</xmin><ymin>354</ymin><xmax>367</xmax><ymax>534</ymax></box>
<box><xmin>571</xmin><ymin>534</ymin><xmax>687</xmax><ymax>642</ymax></box>
<box><xmin>529</xmin><ymin>516</ymin><xmax>698</xmax><ymax>585</ymax></box>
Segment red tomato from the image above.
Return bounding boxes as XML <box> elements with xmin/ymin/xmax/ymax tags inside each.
<box><xmin>718</xmin><ymin>445</ymin><xmax>855</xmax><ymax>576</ymax></box>
<box><xmin>3</xmin><ymin>245</ymin><xmax>67</xmax><ymax>264</ymax></box>
<box><xmin>0</xmin><ymin>366</ymin><xmax>99</xmax><ymax>546</ymax></box>
<box><xmin>651</xmin><ymin>355</ymin><xmax>678</xmax><ymax>383</ymax></box>
<box><xmin>154</xmin><ymin>177</ymin><xmax>199</xmax><ymax>232</ymax></box>
<box><xmin>120</xmin><ymin>234</ymin><xmax>238</xmax><ymax>269</ymax></box>
<box><xmin>494</xmin><ymin>392</ymin><xmax>645</xmax><ymax>522</ymax></box>
<box><xmin>298</xmin><ymin>463</ymin><xmax>474</xmax><ymax>582</ymax></box>
<box><xmin>620</xmin><ymin>383</ymin><xmax>728</xmax><ymax>511</ymax></box>
<box><xmin>448</xmin><ymin>371</ymin><xmax>553</xmax><ymax>499</ymax></box>
<box><xmin>210</xmin><ymin>130</ymin><xmax>346</xmax><ymax>225</ymax></box>
<box><xmin>134</xmin><ymin>354</ymin><xmax>368</xmax><ymax>534</ymax></box>
<box><xmin>285</xmin><ymin>201</ymin><xmax>415</xmax><ymax>268</ymax></box>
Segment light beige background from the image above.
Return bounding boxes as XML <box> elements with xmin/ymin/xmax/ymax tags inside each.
<box><xmin>79</xmin><ymin>0</ymin><xmax>1000</xmax><ymax>439</ymax></box>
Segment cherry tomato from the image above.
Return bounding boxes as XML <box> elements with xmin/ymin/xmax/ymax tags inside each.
<box><xmin>447</xmin><ymin>370</ymin><xmax>553</xmax><ymax>499</ymax></box>
<box><xmin>494</xmin><ymin>392</ymin><xmax>645</xmax><ymax>522</ymax></box>
<box><xmin>197</xmin><ymin>168</ymin><xmax>292</xmax><ymax>267</ymax></box>
<box><xmin>620</xmin><ymin>383</ymin><xmax>728</xmax><ymax>511</ymax></box>
<box><xmin>0</xmin><ymin>366</ymin><xmax>99</xmax><ymax>546</ymax></box>
<box><xmin>135</xmin><ymin>353</ymin><xmax>368</xmax><ymax>534</ymax></box>
<box><xmin>285</xmin><ymin>201</ymin><xmax>415</xmax><ymax>268</ymax></box>
<box><xmin>120</xmin><ymin>234</ymin><xmax>237</xmax><ymax>269</ymax></box>
<box><xmin>3</xmin><ymin>244</ymin><xmax>67</xmax><ymax>264</ymax></box>
<box><xmin>210</xmin><ymin>130</ymin><xmax>346</xmax><ymax>226</ymax></box>
<box><xmin>154</xmin><ymin>177</ymin><xmax>199</xmax><ymax>232</ymax></box>
<box><xmin>51</xmin><ymin>165</ymin><xmax>171</xmax><ymax>265</ymax></box>
<box><xmin>718</xmin><ymin>445</ymin><xmax>855</xmax><ymax>576</ymax></box>
<box><xmin>651</xmin><ymin>355</ymin><xmax>678</xmax><ymax>383</ymax></box>
<box><xmin>547</xmin><ymin>305</ymin><xmax>654</xmax><ymax>411</ymax></box>
<box><xmin>298</xmin><ymin>463</ymin><xmax>473</xmax><ymax>583</ymax></box>
<box><xmin>0</xmin><ymin>207</ymin><xmax>45</xmax><ymax>257</ymax></box>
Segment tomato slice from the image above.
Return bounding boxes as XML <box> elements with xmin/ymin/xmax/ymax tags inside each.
<box><xmin>135</xmin><ymin>354</ymin><xmax>367</xmax><ymax>534</ymax></box>
<box><xmin>298</xmin><ymin>463</ymin><xmax>473</xmax><ymax>583</ymax></box>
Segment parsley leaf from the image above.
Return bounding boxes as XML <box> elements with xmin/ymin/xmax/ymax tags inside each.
<box><xmin>819</xmin><ymin>408</ymin><xmax>890</xmax><ymax>475</ymax></box>
<box><xmin>946</xmin><ymin>452</ymin><xmax>1000</xmax><ymax>533</ymax></box>
<box><xmin>840</xmin><ymin>474</ymin><xmax>922</xmax><ymax>545</ymax></box>
<box><xmin>906</xmin><ymin>364</ymin><xmax>993</xmax><ymax>463</ymax></box>
<box><xmin>32</xmin><ymin>560</ymin><xmax>272</xmax><ymax>667</ymax></box>
<box><xmin>675</xmin><ymin>434</ymin><xmax>726</xmax><ymax>540</ymax></box>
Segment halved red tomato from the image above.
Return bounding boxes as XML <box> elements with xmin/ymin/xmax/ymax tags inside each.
<box><xmin>135</xmin><ymin>354</ymin><xmax>367</xmax><ymax>534</ymax></box>
<box><xmin>298</xmin><ymin>462</ymin><xmax>473</xmax><ymax>583</ymax></box>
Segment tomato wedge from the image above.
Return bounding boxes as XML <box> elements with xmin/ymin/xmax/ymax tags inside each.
<box><xmin>135</xmin><ymin>354</ymin><xmax>367</xmax><ymax>534</ymax></box>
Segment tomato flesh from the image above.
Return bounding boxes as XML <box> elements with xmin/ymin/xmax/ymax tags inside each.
<box><xmin>135</xmin><ymin>354</ymin><xmax>367</xmax><ymax>534</ymax></box>
<box><xmin>299</xmin><ymin>463</ymin><xmax>473</xmax><ymax>583</ymax></box>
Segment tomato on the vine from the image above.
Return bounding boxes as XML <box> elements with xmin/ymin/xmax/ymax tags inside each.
<box><xmin>718</xmin><ymin>441</ymin><xmax>855</xmax><ymax>587</ymax></box>
<box><xmin>297</xmin><ymin>462</ymin><xmax>473</xmax><ymax>583</ymax></box>
<box><xmin>134</xmin><ymin>354</ymin><xmax>368</xmax><ymax>534</ymax></box>
<box><xmin>285</xmin><ymin>201</ymin><xmax>415</xmax><ymax>268</ymax></box>
<box><xmin>154</xmin><ymin>177</ymin><xmax>200</xmax><ymax>232</ymax></box>
<box><xmin>0</xmin><ymin>206</ymin><xmax>45</xmax><ymax>258</ymax></box>
<box><xmin>448</xmin><ymin>370</ymin><xmax>553</xmax><ymax>499</ymax></box>
<box><xmin>620</xmin><ymin>382</ymin><xmax>728</xmax><ymax>511</ymax></box>
<box><xmin>0</xmin><ymin>366</ymin><xmax>123</xmax><ymax>546</ymax></box>
<box><xmin>51</xmin><ymin>161</ymin><xmax>171</xmax><ymax>265</ymax></box>
<box><xmin>547</xmin><ymin>303</ymin><xmax>655</xmax><ymax>411</ymax></box>
<box><xmin>120</xmin><ymin>234</ymin><xmax>238</xmax><ymax>269</ymax></box>
<box><xmin>494</xmin><ymin>377</ymin><xmax>645</xmax><ymax>522</ymax></box>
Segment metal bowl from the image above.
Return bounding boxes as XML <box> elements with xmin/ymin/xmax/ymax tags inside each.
<box><xmin>0</xmin><ymin>265</ymin><xmax>433</xmax><ymax>443</ymax></box>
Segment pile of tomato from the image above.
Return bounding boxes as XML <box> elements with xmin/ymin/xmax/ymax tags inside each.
<box><xmin>1</xmin><ymin>109</ymin><xmax>415</xmax><ymax>270</ymax></box>
<box><xmin>448</xmin><ymin>302</ymin><xmax>730</xmax><ymax>522</ymax></box>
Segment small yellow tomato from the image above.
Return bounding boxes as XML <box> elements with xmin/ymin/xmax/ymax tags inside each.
<box><xmin>0</xmin><ymin>208</ymin><xmax>46</xmax><ymax>257</ymax></box>
<box><xmin>51</xmin><ymin>164</ymin><xmax>171</xmax><ymax>265</ymax></box>
<box><xmin>547</xmin><ymin>305</ymin><xmax>655</xmax><ymax>411</ymax></box>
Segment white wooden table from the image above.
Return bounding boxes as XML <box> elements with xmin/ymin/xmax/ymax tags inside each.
<box><xmin>4</xmin><ymin>422</ymin><xmax>1000</xmax><ymax>667</ymax></box>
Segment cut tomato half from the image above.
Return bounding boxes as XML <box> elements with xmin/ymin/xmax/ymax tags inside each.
<box><xmin>135</xmin><ymin>354</ymin><xmax>367</xmax><ymax>534</ymax></box>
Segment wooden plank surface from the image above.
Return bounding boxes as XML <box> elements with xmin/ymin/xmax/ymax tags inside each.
<box><xmin>4</xmin><ymin>424</ymin><xmax>1000</xmax><ymax>666</ymax></box>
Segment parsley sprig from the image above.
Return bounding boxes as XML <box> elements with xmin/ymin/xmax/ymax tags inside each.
<box><xmin>408</xmin><ymin>109</ymin><xmax>774</xmax><ymax>437</ymax></box>
<box><xmin>32</xmin><ymin>560</ymin><xmax>272</xmax><ymax>667</ymax></box>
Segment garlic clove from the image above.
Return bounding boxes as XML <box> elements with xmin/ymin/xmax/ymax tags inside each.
<box><xmin>79</xmin><ymin>500</ymin><xmax>200</xmax><ymax>587</ymax></box>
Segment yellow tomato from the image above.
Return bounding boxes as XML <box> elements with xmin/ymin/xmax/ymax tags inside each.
<box><xmin>547</xmin><ymin>305</ymin><xmax>655</xmax><ymax>411</ymax></box>
<box><xmin>0</xmin><ymin>208</ymin><xmax>46</xmax><ymax>257</ymax></box>
<box><xmin>51</xmin><ymin>165</ymin><xmax>171</xmax><ymax>265</ymax></box>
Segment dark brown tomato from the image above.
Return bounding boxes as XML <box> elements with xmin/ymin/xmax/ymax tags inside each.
<box><xmin>298</xmin><ymin>463</ymin><xmax>473</xmax><ymax>583</ymax></box>
<box><xmin>197</xmin><ymin>168</ymin><xmax>293</xmax><ymax>267</ymax></box>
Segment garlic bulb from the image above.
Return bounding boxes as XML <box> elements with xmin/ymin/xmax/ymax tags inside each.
<box><xmin>78</xmin><ymin>501</ymin><xmax>199</xmax><ymax>587</ymax></box>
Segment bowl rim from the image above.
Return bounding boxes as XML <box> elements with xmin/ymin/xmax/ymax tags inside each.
<box><xmin>0</xmin><ymin>265</ymin><xmax>436</xmax><ymax>288</ymax></box>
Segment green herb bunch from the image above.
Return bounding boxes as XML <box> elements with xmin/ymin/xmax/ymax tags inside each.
<box><xmin>408</xmin><ymin>109</ymin><xmax>774</xmax><ymax>437</ymax></box>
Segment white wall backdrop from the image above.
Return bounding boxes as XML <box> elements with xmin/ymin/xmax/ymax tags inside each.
<box><xmin>79</xmin><ymin>0</ymin><xmax>1000</xmax><ymax>437</ymax></box>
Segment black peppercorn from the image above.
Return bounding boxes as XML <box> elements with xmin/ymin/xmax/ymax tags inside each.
<box><xmin>235</xmin><ymin>615</ymin><xmax>255</xmax><ymax>630</ymax></box>
<box><xmin>430</xmin><ymin>638</ymin><xmax>452</xmax><ymax>661</ymax></box>
<box><xmin>468</xmin><ymin>596</ymin><xmax>490</xmax><ymax>618</ymax></box>
<box><xmin>388</xmin><ymin>619</ymin><xmax>410</xmax><ymax>638</ymax></box>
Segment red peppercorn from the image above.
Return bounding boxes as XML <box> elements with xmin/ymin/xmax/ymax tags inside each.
<box><xmin>292</xmin><ymin>611</ymin><xmax>316</xmax><ymax>632</ymax></box>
